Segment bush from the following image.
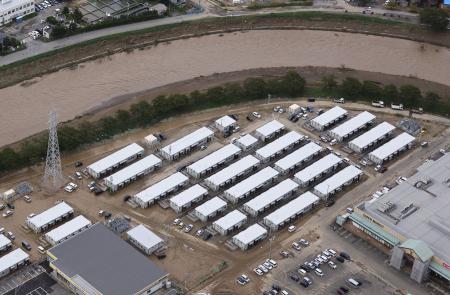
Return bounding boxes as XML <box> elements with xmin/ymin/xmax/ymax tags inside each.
<box><xmin>399</xmin><ymin>85</ymin><xmax>422</xmax><ymax>108</ymax></box>
<box><xmin>321</xmin><ymin>74</ymin><xmax>338</xmax><ymax>92</ymax></box>
<box><xmin>419</xmin><ymin>8</ymin><xmax>449</xmax><ymax>31</ymax></box>
<box><xmin>46</xmin><ymin>16</ymin><xmax>59</xmax><ymax>25</ymax></box>
<box><xmin>339</xmin><ymin>77</ymin><xmax>362</xmax><ymax>99</ymax></box>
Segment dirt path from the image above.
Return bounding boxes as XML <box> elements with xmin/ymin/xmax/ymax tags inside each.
<box><xmin>1</xmin><ymin>29</ymin><xmax>449</xmax><ymax>148</ymax></box>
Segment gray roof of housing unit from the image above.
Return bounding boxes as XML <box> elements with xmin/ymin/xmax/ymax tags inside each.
<box><xmin>213</xmin><ymin>210</ymin><xmax>247</xmax><ymax>231</ymax></box>
<box><xmin>161</xmin><ymin>127</ymin><xmax>214</xmax><ymax>156</ymax></box>
<box><xmin>135</xmin><ymin>172</ymin><xmax>188</xmax><ymax>203</ymax></box>
<box><xmin>399</xmin><ymin>119</ymin><xmax>421</xmax><ymax>135</ymax></box>
<box><xmin>188</xmin><ymin>144</ymin><xmax>241</xmax><ymax>175</ymax></box>
<box><xmin>215</xmin><ymin>115</ymin><xmax>236</xmax><ymax>128</ymax></box>
<box><xmin>314</xmin><ymin>165</ymin><xmax>363</xmax><ymax>195</ymax></box>
<box><xmin>329</xmin><ymin>111</ymin><xmax>375</xmax><ymax>138</ymax></box>
<box><xmin>233</xmin><ymin>223</ymin><xmax>267</xmax><ymax>245</ymax></box>
<box><xmin>169</xmin><ymin>184</ymin><xmax>208</xmax><ymax>208</ymax></box>
<box><xmin>87</xmin><ymin>143</ymin><xmax>144</xmax><ymax>174</ymax></box>
<box><xmin>236</xmin><ymin>134</ymin><xmax>258</xmax><ymax>148</ymax></box>
<box><xmin>255</xmin><ymin>120</ymin><xmax>285</xmax><ymax>137</ymax></box>
<box><xmin>45</xmin><ymin>215</ymin><xmax>92</xmax><ymax>244</ymax></box>
<box><xmin>255</xmin><ymin>131</ymin><xmax>304</xmax><ymax>159</ymax></box>
<box><xmin>0</xmin><ymin>249</ymin><xmax>29</xmax><ymax>274</ymax></box>
<box><xmin>48</xmin><ymin>223</ymin><xmax>168</xmax><ymax>295</ymax></box>
<box><xmin>206</xmin><ymin>155</ymin><xmax>260</xmax><ymax>187</ymax></box>
<box><xmin>244</xmin><ymin>179</ymin><xmax>299</xmax><ymax>213</ymax></box>
<box><xmin>274</xmin><ymin>142</ymin><xmax>322</xmax><ymax>172</ymax></box>
<box><xmin>264</xmin><ymin>191</ymin><xmax>320</xmax><ymax>226</ymax></box>
<box><xmin>0</xmin><ymin>234</ymin><xmax>11</xmax><ymax>249</ymax></box>
<box><xmin>127</xmin><ymin>224</ymin><xmax>163</xmax><ymax>250</ymax></box>
<box><xmin>364</xmin><ymin>153</ymin><xmax>450</xmax><ymax>264</ymax></box>
<box><xmin>225</xmin><ymin>167</ymin><xmax>279</xmax><ymax>199</ymax></box>
<box><xmin>28</xmin><ymin>202</ymin><xmax>74</xmax><ymax>229</ymax></box>
<box><xmin>349</xmin><ymin>122</ymin><xmax>395</xmax><ymax>150</ymax></box>
<box><xmin>369</xmin><ymin>132</ymin><xmax>415</xmax><ymax>161</ymax></box>
<box><xmin>194</xmin><ymin>197</ymin><xmax>227</xmax><ymax>217</ymax></box>
<box><xmin>104</xmin><ymin>154</ymin><xmax>161</xmax><ymax>186</ymax></box>
<box><xmin>311</xmin><ymin>106</ymin><xmax>347</xmax><ymax>127</ymax></box>
<box><xmin>294</xmin><ymin>154</ymin><xmax>342</xmax><ymax>183</ymax></box>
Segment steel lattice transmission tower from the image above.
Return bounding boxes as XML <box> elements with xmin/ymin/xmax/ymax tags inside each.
<box><xmin>43</xmin><ymin>111</ymin><xmax>64</xmax><ymax>193</ymax></box>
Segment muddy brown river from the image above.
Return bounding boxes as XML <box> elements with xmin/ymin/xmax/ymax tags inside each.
<box><xmin>1</xmin><ymin>30</ymin><xmax>449</xmax><ymax>147</ymax></box>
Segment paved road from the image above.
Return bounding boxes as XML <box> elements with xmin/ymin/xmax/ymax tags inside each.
<box><xmin>0</xmin><ymin>0</ymin><xmax>421</xmax><ymax>67</ymax></box>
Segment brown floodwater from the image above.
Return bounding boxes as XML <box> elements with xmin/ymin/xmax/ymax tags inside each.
<box><xmin>1</xmin><ymin>30</ymin><xmax>449</xmax><ymax>147</ymax></box>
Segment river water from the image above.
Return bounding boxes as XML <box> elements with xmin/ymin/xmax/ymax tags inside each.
<box><xmin>0</xmin><ymin>30</ymin><xmax>449</xmax><ymax>147</ymax></box>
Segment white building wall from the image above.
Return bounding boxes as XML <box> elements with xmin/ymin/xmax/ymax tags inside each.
<box><xmin>0</xmin><ymin>0</ymin><xmax>35</xmax><ymax>25</ymax></box>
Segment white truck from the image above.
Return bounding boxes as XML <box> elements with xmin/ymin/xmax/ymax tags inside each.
<box><xmin>391</xmin><ymin>103</ymin><xmax>404</xmax><ymax>110</ymax></box>
<box><xmin>371</xmin><ymin>101</ymin><xmax>384</xmax><ymax>108</ymax></box>
<box><xmin>334</xmin><ymin>98</ymin><xmax>345</xmax><ymax>104</ymax></box>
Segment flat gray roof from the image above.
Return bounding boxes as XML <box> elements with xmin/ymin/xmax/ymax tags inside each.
<box><xmin>161</xmin><ymin>127</ymin><xmax>214</xmax><ymax>156</ymax></box>
<box><xmin>127</xmin><ymin>224</ymin><xmax>163</xmax><ymax>250</ymax></box>
<box><xmin>244</xmin><ymin>179</ymin><xmax>299</xmax><ymax>213</ymax></box>
<box><xmin>363</xmin><ymin>153</ymin><xmax>450</xmax><ymax>263</ymax></box>
<box><xmin>255</xmin><ymin>120</ymin><xmax>285</xmax><ymax>137</ymax></box>
<box><xmin>194</xmin><ymin>197</ymin><xmax>227</xmax><ymax>217</ymax></box>
<box><xmin>104</xmin><ymin>154</ymin><xmax>161</xmax><ymax>186</ymax></box>
<box><xmin>206</xmin><ymin>155</ymin><xmax>259</xmax><ymax>187</ymax></box>
<box><xmin>329</xmin><ymin>111</ymin><xmax>375</xmax><ymax>138</ymax></box>
<box><xmin>48</xmin><ymin>223</ymin><xmax>168</xmax><ymax>295</ymax></box>
<box><xmin>188</xmin><ymin>144</ymin><xmax>241</xmax><ymax>175</ymax></box>
<box><xmin>255</xmin><ymin>131</ymin><xmax>304</xmax><ymax>159</ymax></box>
<box><xmin>213</xmin><ymin>210</ymin><xmax>247</xmax><ymax>231</ymax></box>
<box><xmin>274</xmin><ymin>142</ymin><xmax>322</xmax><ymax>172</ymax></box>
<box><xmin>169</xmin><ymin>184</ymin><xmax>208</xmax><ymax>208</ymax></box>
<box><xmin>314</xmin><ymin>165</ymin><xmax>363</xmax><ymax>195</ymax></box>
<box><xmin>28</xmin><ymin>202</ymin><xmax>73</xmax><ymax>229</ymax></box>
<box><xmin>349</xmin><ymin>122</ymin><xmax>395</xmax><ymax>150</ymax></box>
<box><xmin>232</xmin><ymin>223</ymin><xmax>267</xmax><ymax>245</ymax></box>
<box><xmin>88</xmin><ymin>143</ymin><xmax>144</xmax><ymax>174</ymax></box>
<box><xmin>264</xmin><ymin>191</ymin><xmax>320</xmax><ymax>226</ymax></box>
<box><xmin>236</xmin><ymin>134</ymin><xmax>258</xmax><ymax>148</ymax></box>
<box><xmin>135</xmin><ymin>172</ymin><xmax>188</xmax><ymax>204</ymax></box>
<box><xmin>225</xmin><ymin>167</ymin><xmax>279</xmax><ymax>199</ymax></box>
<box><xmin>294</xmin><ymin>154</ymin><xmax>342</xmax><ymax>183</ymax></box>
<box><xmin>311</xmin><ymin>106</ymin><xmax>347</xmax><ymax>127</ymax></box>
<box><xmin>44</xmin><ymin>215</ymin><xmax>91</xmax><ymax>244</ymax></box>
<box><xmin>369</xmin><ymin>132</ymin><xmax>415</xmax><ymax>161</ymax></box>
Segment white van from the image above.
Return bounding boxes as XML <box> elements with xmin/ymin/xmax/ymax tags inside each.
<box><xmin>347</xmin><ymin>278</ymin><xmax>361</xmax><ymax>287</ymax></box>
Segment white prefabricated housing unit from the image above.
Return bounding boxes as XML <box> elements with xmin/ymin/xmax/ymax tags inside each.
<box><xmin>44</xmin><ymin>215</ymin><xmax>92</xmax><ymax>246</ymax></box>
<box><xmin>274</xmin><ymin>142</ymin><xmax>322</xmax><ymax>174</ymax></box>
<box><xmin>0</xmin><ymin>249</ymin><xmax>30</xmax><ymax>279</ymax></box>
<box><xmin>103</xmin><ymin>154</ymin><xmax>162</xmax><ymax>192</ymax></box>
<box><xmin>243</xmin><ymin>179</ymin><xmax>299</xmax><ymax>217</ymax></box>
<box><xmin>212</xmin><ymin>210</ymin><xmax>247</xmax><ymax>236</ymax></box>
<box><xmin>310</xmin><ymin>106</ymin><xmax>348</xmax><ymax>131</ymax></box>
<box><xmin>205</xmin><ymin>155</ymin><xmax>260</xmax><ymax>191</ymax></box>
<box><xmin>169</xmin><ymin>184</ymin><xmax>208</xmax><ymax>213</ymax></box>
<box><xmin>294</xmin><ymin>153</ymin><xmax>343</xmax><ymax>187</ymax></box>
<box><xmin>215</xmin><ymin>115</ymin><xmax>236</xmax><ymax>132</ymax></box>
<box><xmin>232</xmin><ymin>223</ymin><xmax>268</xmax><ymax>251</ymax></box>
<box><xmin>160</xmin><ymin>127</ymin><xmax>214</xmax><ymax>160</ymax></box>
<box><xmin>2</xmin><ymin>189</ymin><xmax>15</xmax><ymax>202</ymax></box>
<box><xmin>263</xmin><ymin>191</ymin><xmax>320</xmax><ymax>231</ymax></box>
<box><xmin>126</xmin><ymin>224</ymin><xmax>164</xmax><ymax>255</ymax></box>
<box><xmin>254</xmin><ymin>120</ymin><xmax>285</xmax><ymax>141</ymax></box>
<box><xmin>26</xmin><ymin>202</ymin><xmax>74</xmax><ymax>233</ymax></box>
<box><xmin>193</xmin><ymin>197</ymin><xmax>227</xmax><ymax>222</ymax></box>
<box><xmin>0</xmin><ymin>234</ymin><xmax>12</xmax><ymax>252</ymax></box>
<box><xmin>87</xmin><ymin>143</ymin><xmax>144</xmax><ymax>178</ymax></box>
<box><xmin>234</xmin><ymin>134</ymin><xmax>258</xmax><ymax>151</ymax></box>
<box><xmin>328</xmin><ymin>111</ymin><xmax>376</xmax><ymax>141</ymax></box>
<box><xmin>224</xmin><ymin>167</ymin><xmax>279</xmax><ymax>204</ymax></box>
<box><xmin>143</xmin><ymin>134</ymin><xmax>159</xmax><ymax>148</ymax></box>
<box><xmin>255</xmin><ymin>131</ymin><xmax>304</xmax><ymax>163</ymax></box>
<box><xmin>186</xmin><ymin>144</ymin><xmax>241</xmax><ymax>178</ymax></box>
<box><xmin>313</xmin><ymin>165</ymin><xmax>363</xmax><ymax>199</ymax></box>
<box><xmin>368</xmin><ymin>132</ymin><xmax>416</xmax><ymax>165</ymax></box>
<box><xmin>288</xmin><ymin>104</ymin><xmax>301</xmax><ymax>114</ymax></box>
<box><xmin>348</xmin><ymin>122</ymin><xmax>396</xmax><ymax>153</ymax></box>
<box><xmin>134</xmin><ymin>172</ymin><xmax>189</xmax><ymax>208</ymax></box>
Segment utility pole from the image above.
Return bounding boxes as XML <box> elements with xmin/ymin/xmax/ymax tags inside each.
<box><xmin>42</xmin><ymin>110</ymin><xmax>64</xmax><ymax>194</ymax></box>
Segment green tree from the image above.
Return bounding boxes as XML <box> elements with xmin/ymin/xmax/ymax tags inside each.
<box><xmin>279</xmin><ymin>70</ymin><xmax>305</xmax><ymax>97</ymax></box>
<box><xmin>46</xmin><ymin>16</ymin><xmax>59</xmax><ymax>25</ymax></box>
<box><xmin>419</xmin><ymin>8</ymin><xmax>449</xmax><ymax>31</ymax></box>
<box><xmin>339</xmin><ymin>77</ymin><xmax>362</xmax><ymax>99</ymax></box>
<box><xmin>62</xmin><ymin>6</ymin><xmax>70</xmax><ymax>15</ymax></box>
<box><xmin>321</xmin><ymin>74</ymin><xmax>338</xmax><ymax>92</ymax></box>
<box><xmin>399</xmin><ymin>85</ymin><xmax>422</xmax><ymax>108</ymax></box>
<box><xmin>382</xmin><ymin>84</ymin><xmax>398</xmax><ymax>104</ymax></box>
<box><xmin>72</xmin><ymin>8</ymin><xmax>84</xmax><ymax>23</ymax></box>
<box><xmin>243</xmin><ymin>78</ymin><xmax>268</xmax><ymax>99</ymax></box>
<box><xmin>361</xmin><ymin>81</ymin><xmax>383</xmax><ymax>100</ymax></box>
<box><xmin>423</xmin><ymin>92</ymin><xmax>440</xmax><ymax>112</ymax></box>
<box><xmin>51</xmin><ymin>25</ymin><xmax>68</xmax><ymax>39</ymax></box>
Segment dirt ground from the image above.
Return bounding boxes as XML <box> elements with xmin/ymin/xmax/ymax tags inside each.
<box><xmin>1</xmin><ymin>14</ymin><xmax>449</xmax><ymax>89</ymax></box>
<box><xmin>0</xmin><ymin>100</ymin><xmax>447</xmax><ymax>294</ymax></box>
